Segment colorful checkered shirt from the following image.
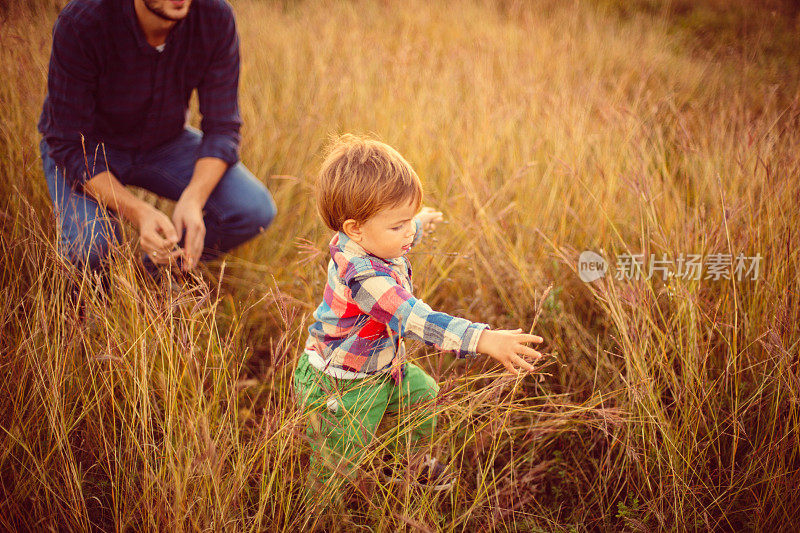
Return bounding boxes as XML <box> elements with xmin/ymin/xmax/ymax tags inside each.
<box><xmin>305</xmin><ymin>219</ymin><xmax>489</xmax><ymax>381</ymax></box>
<box><xmin>38</xmin><ymin>0</ymin><xmax>241</xmax><ymax>187</ymax></box>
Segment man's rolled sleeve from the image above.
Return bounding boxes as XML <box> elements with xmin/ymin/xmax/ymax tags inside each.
<box><xmin>197</xmin><ymin>133</ymin><xmax>240</xmax><ymax>166</ymax></box>
<box><xmin>197</xmin><ymin>5</ymin><xmax>242</xmax><ymax>166</ymax></box>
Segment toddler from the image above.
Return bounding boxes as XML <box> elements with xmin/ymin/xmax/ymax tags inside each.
<box><xmin>294</xmin><ymin>135</ymin><xmax>544</xmax><ymax>490</ymax></box>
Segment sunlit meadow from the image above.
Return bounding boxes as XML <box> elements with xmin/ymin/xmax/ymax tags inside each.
<box><xmin>1</xmin><ymin>0</ymin><xmax>799</xmax><ymax>530</ymax></box>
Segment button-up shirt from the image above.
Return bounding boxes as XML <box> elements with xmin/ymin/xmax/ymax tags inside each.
<box><xmin>38</xmin><ymin>0</ymin><xmax>241</xmax><ymax>186</ymax></box>
<box><xmin>306</xmin><ymin>220</ymin><xmax>489</xmax><ymax>380</ymax></box>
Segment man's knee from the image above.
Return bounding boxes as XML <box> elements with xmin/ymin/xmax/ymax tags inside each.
<box><xmin>223</xmin><ymin>166</ymin><xmax>277</xmax><ymax>234</ymax></box>
<box><xmin>247</xmin><ymin>186</ymin><xmax>277</xmax><ymax>233</ymax></box>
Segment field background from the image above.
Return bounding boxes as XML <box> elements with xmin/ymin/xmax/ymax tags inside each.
<box><xmin>2</xmin><ymin>0</ymin><xmax>800</xmax><ymax>530</ymax></box>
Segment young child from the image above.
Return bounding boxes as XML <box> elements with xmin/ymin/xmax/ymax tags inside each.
<box><xmin>294</xmin><ymin>134</ymin><xmax>544</xmax><ymax>490</ymax></box>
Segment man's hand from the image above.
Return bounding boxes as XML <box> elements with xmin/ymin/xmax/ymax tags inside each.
<box><xmin>476</xmin><ymin>329</ymin><xmax>544</xmax><ymax>374</ymax></box>
<box><xmin>416</xmin><ymin>206</ymin><xmax>444</xmax><ymax>234</ymax></box>
<box><xmin>169</xmin><ymin>157</ymin><xmax>227</xmax><ymax>271</ymax></box>
<box><xmin>137</xmin><ymin>205</ymin><xmax>181</xmax><ymax>264</ymax></box>
<box><xmin>84</xmin><ymin>159</ymin><xmax>223</xmax><ymax>270</ymax></box>
<box><xmin>84</xmin><ymin>171</ymin><xmax>181</xmax><ymax>264</ymax></box>
<box><xmin>172</xmin><ymin>193</ymin><xmax>206</xmax><ymax>270</ymax></box>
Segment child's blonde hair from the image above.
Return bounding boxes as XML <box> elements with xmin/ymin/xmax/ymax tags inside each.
<box><xmin>316</xmin><ymin>134</ymin><xmax>423</xmax><ymax>231</ymax></box>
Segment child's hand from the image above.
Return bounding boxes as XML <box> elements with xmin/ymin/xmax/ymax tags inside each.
<box><xmin>476</xmin><ymin>329</ymin><xmax>544</xmax><ymax>374</ymax></box>
<box><xmin>416</xmin><ymin>207</ymin><xmax>444</xmax><ymax>233</ymax></box>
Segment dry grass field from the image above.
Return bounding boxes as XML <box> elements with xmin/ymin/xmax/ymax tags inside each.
<box><xmin>1</xmin><ymin>0</ymin><xmax>799</xmax><ymax>530</ymax></box>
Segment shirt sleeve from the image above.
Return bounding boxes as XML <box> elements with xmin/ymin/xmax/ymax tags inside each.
<box><xmin>345</xmin><ymin>264</ymin><xmax>489</xmax><ymax>357</ymax></box>
<box><xmin>42</xmin><ymin>14</ymin><xmax>106</xmax><ymax>187</ymax></box>
<box><xmin>196</xmin><ymin>5</ymin><xmax>242</xmax><ymax>166</ymax></box>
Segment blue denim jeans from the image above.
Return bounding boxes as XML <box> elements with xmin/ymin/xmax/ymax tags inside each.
<box><xmin>41</xmin><ymin>127</ymin><xmax>276</xmax><ymax>270</ymax></box>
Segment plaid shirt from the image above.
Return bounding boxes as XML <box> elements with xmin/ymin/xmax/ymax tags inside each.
<box><xmin>305</xmin><ymin>219</ymin><xmax>489</xmax><ymax>380</ymax></box>
<box><xmin>38</xmin><ymin>0</ymin><xmax>241</xmax><ymax>187</ymax></box>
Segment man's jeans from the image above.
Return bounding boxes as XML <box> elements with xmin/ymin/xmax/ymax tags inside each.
<box><xmin>41</xmin><ymin>127</ymin><xmax>276</xmax><ymax>270</ymax></box>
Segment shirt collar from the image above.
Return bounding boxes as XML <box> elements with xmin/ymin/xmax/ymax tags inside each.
<box><xmin>331</xmin><ymin>232</ymin><xmax>367</xmax><ymax>258</ymax></box>
<box><xmin>330</xmin><ymin>232</ymin><xmax>405</xmax><ymax>267</ymax></box>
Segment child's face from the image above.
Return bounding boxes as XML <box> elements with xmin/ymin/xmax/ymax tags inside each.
<box><xmin>349</xmin><ymin>199</ymin><xmax>418</xmax><ymax>260</ymax></box>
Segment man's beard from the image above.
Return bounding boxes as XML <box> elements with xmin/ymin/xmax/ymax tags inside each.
<box><xmin>142</xmin><ymin>0</ymin><xmax>189</xmax><ymax>22</ymax></box>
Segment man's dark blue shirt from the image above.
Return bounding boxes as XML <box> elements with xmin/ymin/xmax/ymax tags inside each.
<box><xmin>38</xmin><ymin>0</ymin><xmax>241</xmax><ymax>187</ymax></box>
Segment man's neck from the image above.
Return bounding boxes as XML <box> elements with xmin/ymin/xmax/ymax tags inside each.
<box><xmin>133</xmin><ymin>0</ymin><xmax>177</xmax><ymax>48</ymax></box>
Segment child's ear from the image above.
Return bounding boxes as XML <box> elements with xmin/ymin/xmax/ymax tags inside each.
<box><xmin>342</xmin><ymin>219</ymin><xmax>362</xmax><ymax>241</ymax></box>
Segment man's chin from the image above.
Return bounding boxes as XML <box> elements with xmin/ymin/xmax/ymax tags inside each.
<box><xmin>144</xmin><ymin>0</ymin><xmax>191</xmax><ymax>22</ymax></box>
<box><xmin>157</xmin><ymin>9</ymin><xmax>190</xmax><ymax>22</ymax></box>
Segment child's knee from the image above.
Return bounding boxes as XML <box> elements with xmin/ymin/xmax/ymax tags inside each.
<box><xmin>405</xmin><ymin>365</ymin><xmax>439</xmax><ymax>404</ymax></box>
<box><xmin>419</xmin><ymin>380</ymin><xmax>439</xmax><ymax>404</ymax></box>
<box><xmin>426</xmin><ymin>375</ymin><xmax>440</xmax><ymax>397</ymax></box>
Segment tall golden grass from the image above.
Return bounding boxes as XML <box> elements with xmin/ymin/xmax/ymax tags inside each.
<box><xmin>1</xmin><ymin>0</ymin><xmax>799</xmax><ymax>530</ymax></box>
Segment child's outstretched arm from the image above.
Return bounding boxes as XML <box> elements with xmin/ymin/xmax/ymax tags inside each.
<box><xmin>408</xmin><ymin>206</ymin><xmax>444</xmax><ymax>249</ymax></box>
<box><xmin>345</xmin><ymin>267</ymin><xmax>545</xmax><ymax>373</ymax></box>
<box><xmin>415</xmin><ymin>207</ymin><xmax>443</xmax><ymax>233</ymax></box>
<box><xmin>476</xmin><ymin>329</ymin><xmax>544</xmax><ymax>374</ymax></box>
<box><xmin>348</xmin><ymin>268</ymin><xmax>486</xmax><ymax>356</ymax></box>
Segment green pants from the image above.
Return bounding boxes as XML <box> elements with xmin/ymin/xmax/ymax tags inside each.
<box><xmin>293</xmin><ymin>351</ymin><xmax>440</xmax><ymax>483</ymax></box>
